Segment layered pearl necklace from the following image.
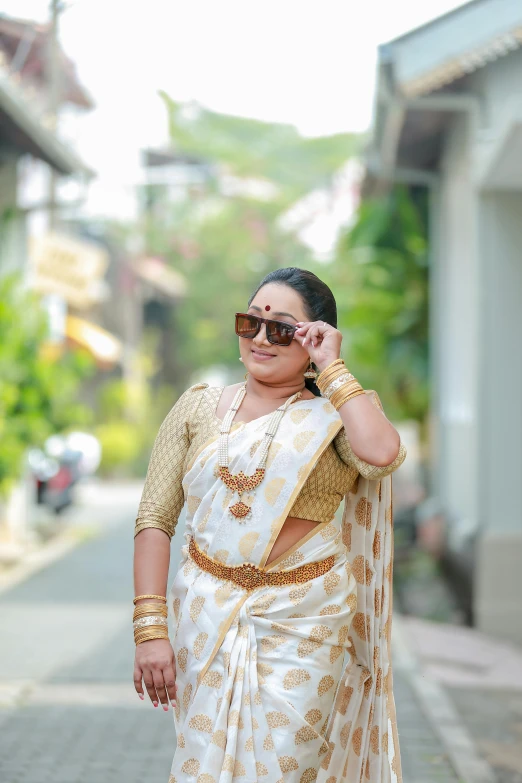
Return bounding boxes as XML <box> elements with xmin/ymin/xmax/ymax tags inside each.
<box><xmin>218</xmin><ymin>381</ymin><xmax>303</xmax><ymax>520</ymax></box>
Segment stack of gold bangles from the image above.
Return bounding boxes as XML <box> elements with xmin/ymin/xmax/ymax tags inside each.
<box><xmin>133</xmin><ymin>594</ymin><xmax>169</xmax><ymax>645</ymax></box>
<box><xmin>316</xmin><ymin>358</ymin><xmax>365</xmax><ymax>410</ymax></box>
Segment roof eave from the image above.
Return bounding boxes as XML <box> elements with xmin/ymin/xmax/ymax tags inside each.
<box><xmin>0</xmin><ymin>74</ymin><xmax>92</xmax><ymax>176</ymax></box>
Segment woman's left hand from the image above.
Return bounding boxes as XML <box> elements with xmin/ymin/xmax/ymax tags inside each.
<box><xmin>294</xmin><ymin>320</ymin><xmax>342</xmax><ymax>373</ymax></box>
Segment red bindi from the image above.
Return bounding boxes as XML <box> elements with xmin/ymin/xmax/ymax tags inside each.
<box><xmin>265</xmin><ymin>305</ymin><xmax>271</xmax><ymax>311</ymax></box>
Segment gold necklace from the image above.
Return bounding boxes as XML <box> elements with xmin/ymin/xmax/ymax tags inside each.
<box><xmin>218</xmin><ymin>382</ymin><xmax>303</xmax><ymax>520</ymax></box>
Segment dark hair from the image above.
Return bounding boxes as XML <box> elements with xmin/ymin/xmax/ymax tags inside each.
<box><xmin>248</xmin><ymin>267</ymin><xmax>337</xmax><ymax>396</ymax></box>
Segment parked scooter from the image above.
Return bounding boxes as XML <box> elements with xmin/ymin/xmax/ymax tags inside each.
<box><xmin>28</xmin><ymin>432</ymin><xmax>101</xmax><ymax>515</ymax></box>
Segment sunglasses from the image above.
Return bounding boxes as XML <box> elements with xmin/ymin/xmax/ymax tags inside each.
<box><xmin>235</xmin><ymin>312</ymin><xmax>297</xmax><ymax>346</ymax></box>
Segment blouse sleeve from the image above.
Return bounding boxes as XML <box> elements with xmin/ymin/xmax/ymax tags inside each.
<box><xmin>332</xmin><ymin>390</ymin><xmax>407</xmax><ymax>479</ymax></box>
<box><xmin>134</xmin><ymin>383</ymin><xmax>207</xmax><ymax>539</ymax></box>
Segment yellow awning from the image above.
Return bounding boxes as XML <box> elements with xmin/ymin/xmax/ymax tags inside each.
<box><xmin>65</xmin><ymin>315</ymin><xmax>123</xmax><ymax>365</ymax></box>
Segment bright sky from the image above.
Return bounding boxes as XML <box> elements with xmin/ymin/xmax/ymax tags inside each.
<box><xmin>5</xmin><ymin>0</ymin><xmax>468</xmax><ymax>216</ymax></box>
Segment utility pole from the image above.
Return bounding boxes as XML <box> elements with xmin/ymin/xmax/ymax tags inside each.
<box><xmin>47</xmin><ymin>0</ymin><xmax>63</xmax><ymax>231</ymax></box>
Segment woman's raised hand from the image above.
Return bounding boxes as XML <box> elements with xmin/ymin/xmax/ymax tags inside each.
<box><xmin>294</xmin><ymin>320</ymin><xmax>342</xmax><ymax>373</ymax></box>
<box><xmin>134</xmin><ymin>638</ymin><xmax>177</xmax><ymax>711</ymax></box>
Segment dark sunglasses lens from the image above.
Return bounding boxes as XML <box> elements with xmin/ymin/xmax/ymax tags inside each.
<box><xmin>235</xmin><ymin>314</ymin><xmax>259</xmax><ymax>338</ymax></box>
<box><xmin>267</xmin><ymin>321</ymin><xmax>295</xmax><ymax>345</ymax></box>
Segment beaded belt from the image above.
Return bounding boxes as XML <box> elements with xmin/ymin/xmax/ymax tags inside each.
<box><xmin>188</xmin><ymin>537</ymin><xmax>335</xmax><ymax>592</ymax></box>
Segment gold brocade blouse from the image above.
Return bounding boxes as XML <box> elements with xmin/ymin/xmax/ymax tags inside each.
<box><xmin>134</xmin><ymin>383</ymin><xmax>407</xmax><ymax>539</ymax></box>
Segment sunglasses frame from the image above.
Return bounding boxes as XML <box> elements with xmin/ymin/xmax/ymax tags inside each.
<box><xmin>235</xmin><ymin>312</ymin><xmax>298</xmax><ymax>346</ymax></box>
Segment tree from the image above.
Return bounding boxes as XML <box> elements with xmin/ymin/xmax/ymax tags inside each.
<box><xmin>0</xmin><ymin>274</ymin><xmax>93</xmax><ymax>497</ymax></box>
<box><xmin>324</xmin><ymin>185</ymin><xmax>429</xmax><ymax>426</ymax></box>
<box><xmin>159</xmin><ymin>94</ymin><xmax>362</xmax><ymax>202</ymax></box>
<box><xmin>133</xmin><ymin>96</ymin><xmax>360</xmax><ymax>384</ymax></box>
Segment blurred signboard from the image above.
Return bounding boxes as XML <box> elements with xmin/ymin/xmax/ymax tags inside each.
<box><xmin>29</xmin><ymin>232</ymin><xmax>109</xmax><ymax>310</ymax></box>
<box><xmin>134</xmin><ymin>256</ymin><xmax>187</xmax><ymax>299</ymax></box>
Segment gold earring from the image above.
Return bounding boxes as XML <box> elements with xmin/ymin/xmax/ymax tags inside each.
<box><xmin>304</xmin><ymin>359</ymin><xmax>317</xmax><ymax>380</ymax></box>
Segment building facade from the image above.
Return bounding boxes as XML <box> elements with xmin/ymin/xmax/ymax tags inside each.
<box><xmin>366</xmin><ymin>0</ymin><xmax>522</xmax><ymax>643</ymax></box>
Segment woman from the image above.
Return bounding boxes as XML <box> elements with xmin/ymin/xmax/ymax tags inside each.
<box><xmin>133</xmin><ymin>267</ymin><xmax>407</xmax><ymax>782</ymax></box>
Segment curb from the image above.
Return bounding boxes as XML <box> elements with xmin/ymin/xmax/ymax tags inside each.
<box><xmin>393</xmin><ymin>613</ymin><xmax>496</xmax><ymax>783</ymax></box>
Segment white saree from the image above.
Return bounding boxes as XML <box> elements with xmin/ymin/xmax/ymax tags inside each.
<box><xmin>168</xmin><ymin>391</ymin><xmax>402</xmax><ymax>783</ymax></box>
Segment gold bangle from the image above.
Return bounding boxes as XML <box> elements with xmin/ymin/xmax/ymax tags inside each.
<box><xmin>322</xmin><ymin>373</ymin><xmax>357</xmax><ymax>399</ymax></box>
<box><xmin>133</xmin><ymin>612</ymin><xmax>168</xmax><ymax>624</ymax></box>
<box><xmin>316</xmin><ymin>359</ymin><xmax>346</xmax><ymax>387</ymax></box>
<box><xmin>316</xmin><ymin>359</ymin><xmax>346</xmax><ymax>384</ymax></box>
<box><xmin>132</xmin><ymin>604</ymin><xmax>168</xmax><ymax>620</ymax></box>
<box><xmin>134</xmin><ymin>627</ymin><xmax>169</xmax><ymax>641</ymax></box>
<box><xmin>331</xmin><ymin>389</ymin><xmax>364</xmax><ymax>410</ymax></box>
<box><xmin>329</xmin><ymin>383</ymin><xmax>364</xmax><ymax>404</ymax></box>
<box><xmin>328</xmin><ymin>379</ymin><xmax>362</xmax><ymax>397</ymax></box>
<box><xmin>330</xmin><ymin>387</ymin><xmax>366</xmax><ymax>410</ymax></box>
<box><xmin>317</xmin><ymin>366</ymin><xmax>358</xmax><ymax>394</ymax></box>
<box><xmin>133</xmin><ymin>594</ymin><xmax>167</xmax><ymax>605</ymax></box>
<box><xmin>133</xmin><ymin>602</ymin><xmax>168</xmax><ymax>614</ymax></box>
<box><xmin>134</xmin><ymin>629</ymin><xmax>169</xmax><ymax>645</ymax></box>
<box><xmin>134</xmin><ymin>624</ymin><xmax>169</xmax><ymax>637</ymax></box>
<box><xmin>133</xmin><ymin>616</ymin><xmax>169</xmax><ymax>630</ymax></box>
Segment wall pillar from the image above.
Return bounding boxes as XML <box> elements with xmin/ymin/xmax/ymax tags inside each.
<box><xmin>475</xmin><ymin>190</ymin><xmax>522</xmax><ymax>643</ymax></box>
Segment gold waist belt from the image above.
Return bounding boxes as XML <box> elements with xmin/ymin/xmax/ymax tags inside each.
<box><xmin>188</xmin><ymin>536</ymin><xmax>335</xmax><ymax>592</ymax></box>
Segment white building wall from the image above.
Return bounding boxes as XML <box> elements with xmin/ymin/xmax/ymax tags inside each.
<box><xmin>434</xmin><ymin>112</ymin><xmax>481</xmax><ymax>547</ymax></box>
<box><xmin>474</xmin><ymin>192</ymin><xmax>522</xmax><ymax>642</ymax></box>
<box><xmin>432</xmin><ymin>50</ymin><xmax>522</xmax><ymax>642</ymax></box>
<box><xmin>473</xmin><ymin>47</ymin><xmax>522</xmax><ymax>129</ymax></box>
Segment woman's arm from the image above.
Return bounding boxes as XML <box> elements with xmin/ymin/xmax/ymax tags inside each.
<box><xmin>132</xmin><ymin>384</ymin><xmax>206</xmax><ymax>712</ymax></box>
<box><xmin>334</xmin><ymin>390</ymin><xmax>406</xmax><ymax>474</ymax></box>
<box><xmin>133</xmin><ymin>529</ymin><xmax>175</xmax><ymax>711</ymax></box>
<box><xmin>293</xmin><ymin>321</ymin><xmax>405</xmax><ymax>472</ymax></box>
<box><xmin>134</xmin><ymin>529</ymin><xmax>171</xmax><ymax>599</ymax></box>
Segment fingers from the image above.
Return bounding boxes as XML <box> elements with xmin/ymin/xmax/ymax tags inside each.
<box><xmin>295</xmin><ymin>321</ymin><xmax>327</xmax><ymax>348</ymax></box>
<box><xmin>163</xmin><ymin>663</ymin><xmax>177</xmax><ymax>707</ymax></box>
<box><xmin>135</xmin><ymin>641</ymin><xmax>177</xmax><ymax>712</ymax></box>
<box><xmin>142</xmin><ymin>667</ymin><xmax>159</xmax><ymax>707</ymax></box>
<box><xmin>133</xmin><ymin>664</ymin><xmax>145</xmax><ymax>701</ymax></box>
<box><xmin>153</xmin><ymin>669</ymin><xmax>169</xmax><ymax>711</ymax></box>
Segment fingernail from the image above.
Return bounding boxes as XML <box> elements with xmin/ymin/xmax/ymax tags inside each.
<box><xmin>171</xmin><ymin>700</ymin><xmax>176</xmax><ymax>707</ymax></box>
<box><xmin>163</xmin><ymin>705</ymin><xmax>169</xmax><ymax>711</ymax></box>
<box><xmin>138</xmin><ymin>694</ymin><xmax>144</xmax><ymax>700</ymax></box>
<box><xmin>153</xmin><ymin>701</ymin><xmax>158</xmax><ymax>708</ymax></box>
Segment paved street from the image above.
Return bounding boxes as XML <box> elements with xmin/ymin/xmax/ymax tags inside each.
<box><xmin>0</xmin><ymin>482</ymin><xmax>180</xmax><ymax>783</ymax></box>
<box><xmin>0</xmin><ymin>481</ymin><xmax>506</xmax><ymax>783</ymax></box>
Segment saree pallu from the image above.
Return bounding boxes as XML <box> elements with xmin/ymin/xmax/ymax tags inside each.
<box><xmin>168</xmin><ymin>392</ymin><xmax>402</xmax><ymax>783</ymax></box>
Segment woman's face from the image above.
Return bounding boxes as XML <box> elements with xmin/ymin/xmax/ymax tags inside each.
<box><xmin>239</xmin><ymin>283</ymin><xmax>311</xmax><ymax>385</ymax></box>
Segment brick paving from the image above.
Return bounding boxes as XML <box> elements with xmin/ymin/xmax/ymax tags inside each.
<box><xmin>0</xmin><ymin>484</ymin><xmax>479</xmax><ymax>783</ymax></box>
<box><xmin>402</xmin><ymin>615</ymin><xmax>522</xmax><ymax>783</ymax></box>
<box><xmin>394</xmin><ymin>672</ymin><xmax>459</xmax><ymax>782</ymax></box>
<box><xmin>450</xmin><ymin>688</ymin><xmax>522</xmax><ymax>783</ymax></box>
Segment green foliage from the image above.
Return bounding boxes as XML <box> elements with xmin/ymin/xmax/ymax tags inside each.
<box><xmin>123</xmin><ymin>98</ymin><xmax>427</xmax><ymax>429</ymax></box>
<box><xmin>96</xmin><ymin>420</ymin><xmax>142</xmax><ymax>476</ymax></box>
<box><xmin>173</xmin><ymin>200</ymin><xmax>317</xmax><ymax>374</ymax></box>
<box><xmin>0</xmin><ymin>274</ymin><xmax>94</xmax><ymax>497</ymax></box>
<box><xmin>93</xmin><ymin>362</ymin><xmax>175</xmax><ymax>478</ymax></box>
<box><xmin>129</xmin><ymin>96</ymin><xmax>362</xmax><ymax>385</ymax></box>
<box><xmin>159</xmin><ymin>94</ymin><xmax>361</xmax><ymax>200</ymax></box>
<box><xmin>325</xmin><ymin>185</ymin><xmax>429</xmax><ymax>425</ymax></box>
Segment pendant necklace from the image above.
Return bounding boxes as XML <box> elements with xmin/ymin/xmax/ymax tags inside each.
<box><xmin>218</xmin><ymin>381</ymin><xmax>303</xmax><ymax>520</ymax></box>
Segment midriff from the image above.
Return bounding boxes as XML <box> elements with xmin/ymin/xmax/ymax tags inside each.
<box><xmin>265</xmin><ymin>516</ymin><xmax>321</xmax><ymax>565</ymax></box>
